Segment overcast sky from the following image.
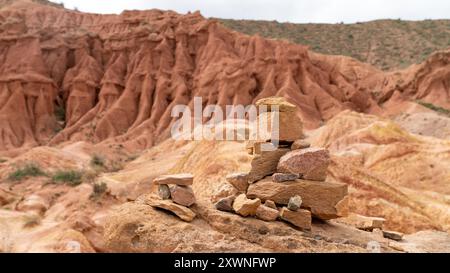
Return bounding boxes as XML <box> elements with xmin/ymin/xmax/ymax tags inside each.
<box><xmin>49</xmin><ymin>0</ymin><xmax>450</xmax><ymax>23</ymax></box>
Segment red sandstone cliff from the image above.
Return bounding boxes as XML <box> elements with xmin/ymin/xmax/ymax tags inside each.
<box><xmin>0</xmin><ymin>0</ymin><xmax>448</xmax><ymax>152</ymax></box>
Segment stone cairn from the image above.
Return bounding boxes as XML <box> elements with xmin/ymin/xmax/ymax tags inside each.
<box><xmin>214</xmin><ymin>97</ymin><xmax>349</xmax><ymax>230</ymax></box>
<box><xmin>146</xmin><ymin>174</ymin><xmax>197</xmax><ymax>222</ymax></box>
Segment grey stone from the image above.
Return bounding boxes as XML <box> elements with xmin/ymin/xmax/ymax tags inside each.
<box><xmin>287</xmin><ymin>195</ymin><xmax>302</xmax><ymax>211</ymax></box>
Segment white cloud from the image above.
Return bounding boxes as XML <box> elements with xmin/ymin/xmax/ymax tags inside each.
<box><xmin>50</xmin><ymin>0</ymin><xmax>450</xmax><ymax>23</ymax></box>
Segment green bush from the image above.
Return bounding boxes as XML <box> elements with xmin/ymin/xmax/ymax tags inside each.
<box><xmin>91</xmin><ymin>182</ymin><xmax>108</xmax><ymax>199</ymax></box>
<box><xmin>8</xmin><ymin>163</ymin><xmax>47</xmax><ymax>181</ymax></box>
<box><xmin>416</xmin><ymin>100</ymin><xmax>450</xmax><ymax>117</ymax></box>
<box><xmin>52</xmin><ymin>170</ymin><xmax>83</xmax><ymax>186</ymax></box>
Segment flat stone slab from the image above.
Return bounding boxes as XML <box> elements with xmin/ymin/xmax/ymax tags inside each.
<box><xmin>153</xmin><ymin>174</ymin><xmax>193</xmax><ymax>186</ymax></box>
<box><xmin>272</xmin><ymin>173</ymin><xmax>299</xmax><ymax>183</ymax></box>
<box><xmin>255</xmin><ymin>97</ymin><xmax>297</xmax><ymax>112</ymax></box>
<box><xmin>383</xmin><ymin>230</ymin><xmax>404</xmax><ymax>241</ymax></box>
<box><xmin>247</xmin><ymin>177</ymin><xmax>348</xmax><ymax>220</ymax></box>
<box><xmin>280</xmin><ymin>208</ymin><xmax>311</xmax><ymax>230</ymax></box>
<box><xmin>337</xmin><ymin>214</ymin><xmax>386</xmax><ymax>231</ymax></box>
<box><xmin>145</xmin><ymin>196</ymin><xmax>196</xmax><ymax>222</ymax></box>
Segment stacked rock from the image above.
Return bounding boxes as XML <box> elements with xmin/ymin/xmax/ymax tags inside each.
<box><xmin>146</xmin><ymin>174</ymin><xmax>197</xmax><ymax>222</ymax></box>
<box><xmin>215</xmin><ymin>97</ymin><xmax>349</xmax><ymax>230</ymax></box>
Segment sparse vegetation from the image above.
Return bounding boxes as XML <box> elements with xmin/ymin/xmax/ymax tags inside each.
<box><xmin>23</xmin><ymin>214</ymin><xmax>42</xmax><ymax>228</ymax></box>
<box><xmin>90</xmin><ymin>154</ymin><xmax>105</xmax><ymax>168</ymax></box>
<box><xmin>52</xmin><ymin>170</ymin><xmax>83</xmax><ymax>186</ymax></box>
<box><xmin>90</xmin><ymin>181</ymin><xmax>108</xmax><ymax>199</ymax></box>
<box><xmin>0</xmin><ymin>158</ymin><xmax>7</xmax><ymax>163</ymax></box>
<box><xmin>416</xmin><ymin>100</ymin><xmax>450</xmax><ymax>117</ymax></box>
<box><xmin>8</xmin><ymin>163</ymin><xmax>47</xmax><ymax>181</ymax></box>
<box><xmin>54</xmin><ymin>105</ymin><xmax>66</xmax><ymax>123</ymax></box>
<box><xmin>218</xmin><ymin>19</ymin><xmax>450</xmax><ymax>70</ymax></box>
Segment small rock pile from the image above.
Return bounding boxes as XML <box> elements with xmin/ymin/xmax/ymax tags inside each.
<box><xmin>215</xmin><ymin>97</ymin><xmax>349</xmax><ymax>230</ymax></box>
<box><xmin>146</xmin><ymin>174</ymin><xmax>197</xmax><ymax>222</ymax></box>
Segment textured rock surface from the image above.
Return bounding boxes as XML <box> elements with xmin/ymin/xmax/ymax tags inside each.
<box><xmin>170</xmin><ymin>185</ymin><xmax>196</xmax><ymax>207</ymax></box>
<box><xmin>255</xmin><ymin>111</ymin><xmax>304</xmax><ymax>142</ymax></box>
<box><xmin>153</xmin><ymin>174</ymin><xmax>193</xmax><ymax>186</ymax></box>
<box><xmin>144</xmin><ymin>195</ymin><xmax>196</xmax><ymax>222</ymax></box>
<box><xmin>280</xmin><ymin>208</ymin><xmax>312</xmax><ymax>230</ymax></box>
<box><xmin>272</xmin><ymin>173</ymin><xmax>299</xmax><ymax>183</ymax></box>
<box><xmin>232</xmin><ymin>194</ymin><xmax>261</xmax><ymax>217</ymax></box>
<box><xmin>291</xmin><ymin>140</ymin><xmax>311</xmax><ymax>150</ymax></box>
<box><xmin>264</xmin><ymin>200</ymin><xmax>278</xmax><ymax>210</ymax></box>
<box><xmin>255</xmin><ymin>205</ymin><xmax>279</xmax><ymax>222</ymax></box>
<box><xmin>248</xmin><ymin>148</ymin><xmax>290</xmax><ymax>183</ymax></box>
<box><xmin>277</xmin><ymin>148</ymin><xmax>330</xmax><ymax>181</ymax></box>
<box><xmin>247</xmin><ymin>178</ymin><xmax>348</xmax><ymax>220</ymax></box>
<box><xmin>225</xmin><ymin>173</ymin><xmax>249</xmax><ymax>192</ymax></box>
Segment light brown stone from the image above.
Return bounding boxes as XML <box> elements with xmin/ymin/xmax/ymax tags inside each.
<box><xmin>291</xmin><ymin>139</ymin><xmax>311</xmax><ymax>150</ymax></box>
<box><xmin>255</xmin><ymin>97</ymin><xmax>297</xmax><ymax>112</ymax></box>
<box><xmin>225</xmin><ymin>173</ymin><xmax>249</xmax><ymax>192</ymax></box>
<box><xmin>383</xmin><ymin>230</ymin><xmax>404</xmax><ymax>241</ymax></box>
<box><xmin>280</xmin><ymin>208</ymin><xmax>312</xmax><ymax>230</ymax></box>
<box><xmin>255</xmin><ymin>111</ymin><xmax>304</xmax><ymax>142</ymax></box>
<box><xmin>277</xmin><ymin>148</ymin><xmax>330</xmax><ymax>181</ymax></box>
<box><xmin>145</xmin><ymin>196</ymin><xmax>196</xmax><ymax>222</ymax></box>
<box><xmin>248</xmin><ymin>148</ymin><xmax>290</xmax><ymax>183</ymax></box>
<box><xmin>247</xmin><ymin>177</ymin><xmax>348</xmax><ymax>220</ymax></box>
<box><xmin>153</xmin><ymin>174</ymin><xmax>193</xmax><ymax>186</ymax></box>
<box><xmin>264</xmin><ymin>200</ymin><xmax>278</xmax><ymax>210</ymax></box>
<box><xmin>256</xmin><ymin>205</ymin><xmax>279</xmax><ymax>222</ymax></box>
<box><xmin>232</xmin><ymin>194</ymin><xmax>261</xmax><ymax>217</ymax></box>
<box><xmin>170</xmin><ymin>185</ymin><xmax>196</xmax><ymax>207</ymax></box>
<box><xmin>337</xmin><ymin>214</ymin><xmax>386</xmax><ymax>231</ymax></box>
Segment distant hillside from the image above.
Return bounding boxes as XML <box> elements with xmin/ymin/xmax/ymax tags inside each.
<box><xmin>0</xmin><ymin>0</ymin><xmax>63</xmax><ymax>9</ymax></box>
<box><xmin>218</xmin><ymin>19</ymin><xmax>450</xmax><ymax>71</ymax></box>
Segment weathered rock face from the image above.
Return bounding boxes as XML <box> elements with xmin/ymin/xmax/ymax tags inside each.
<box><xmin>279</xmin><ymin>208</ymin><xmax>311</xmax><ymax>230</ymax></box>
<box><xmin>277</xmin><ymin>148</ymin><xmax>330</xmax><ymax>181</ymax></box>
<box><xmin>232</xmin><ymin>194</ymin><xmax>261</xmax><ymax>217</ymax></box>
<box><xmin>247</xmin><ymin>178</ymin><xmax>348</xmax><ymax>220</ymax></box>
<box><xmin>248</xmin><ymin>148</ymin><xmax>290</xmax><ymax>183</ymax></box>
